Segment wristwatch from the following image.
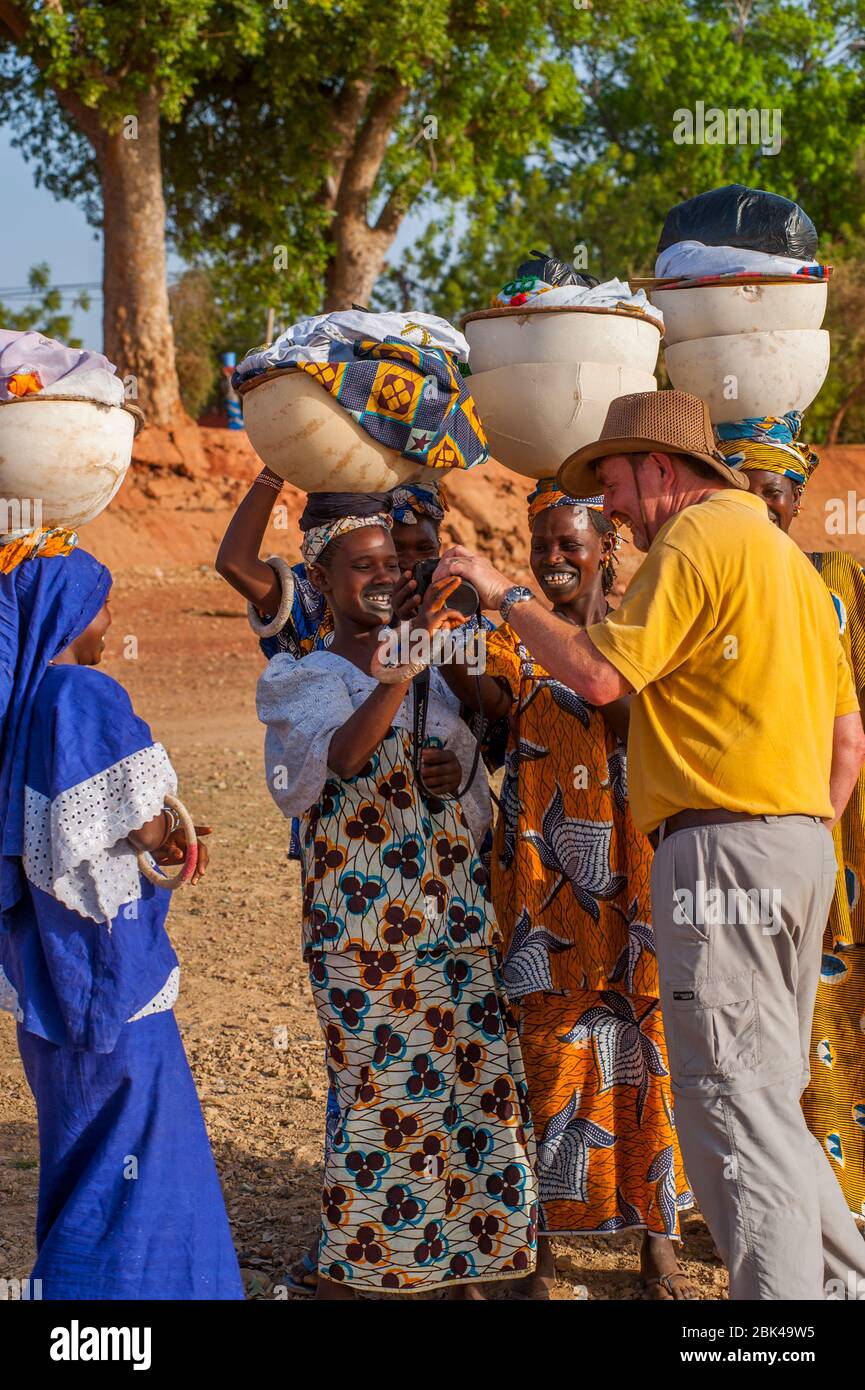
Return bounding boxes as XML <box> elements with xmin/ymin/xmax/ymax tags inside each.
<box><xmin>499</xmin><ymin>585</ymin><xmax>534</xmax><ymax>622</ymax></box>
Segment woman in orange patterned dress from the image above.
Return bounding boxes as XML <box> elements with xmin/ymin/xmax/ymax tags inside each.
<box><xmin>445</xmin><ymin>481</ymin><xmax>693</xmax><ymax>1299</ymax></box>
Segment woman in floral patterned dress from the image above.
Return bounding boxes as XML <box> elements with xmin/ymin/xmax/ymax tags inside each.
<box><xmin>257</xmin><ymin>495</ymin><xmax>538</xmax><ymax>1299</ymax></box>
<box><xmin>444</xmin><ymin>481</ymin><xmax>693</xmax><ymax>1299</ymax></box>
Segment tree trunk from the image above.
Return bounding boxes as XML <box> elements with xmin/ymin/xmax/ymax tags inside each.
<box><xmin>321</xmin><ymin>83</ymin><xmax>410</xmax><ymax>311</ymax></box>
<box><xmin>99</xmin><ymin>89</ymin><xmax>185</xmax><ymax>427</ymax></box>
<box><xmin>323</xmin><ymin>216</ymin><xmax>399</xmax><ymax>310</ymax></box>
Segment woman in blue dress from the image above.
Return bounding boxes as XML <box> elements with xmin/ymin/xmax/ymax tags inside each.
<box><xmin>0</xmin><ymin>547</ymin><xmax>243</xmax><ymax>1300</ymax></box>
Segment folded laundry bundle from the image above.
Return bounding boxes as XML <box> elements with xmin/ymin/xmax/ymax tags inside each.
<box><xmin>233</xmin><ymin>309</ymin><xmax>469</xmax><ymax>383</ymax></box>
<box><xmin>0</xmin><ymin>330</ymin><xmax>137</xmax><ymax>535</ymax></box>
<box><xmin>655</xmin><ymin>240</ymin><xmax>831</xmax><ymax>285</ymax></box>
<box><xmin>492</xmin><ymin>274</ymin><xmax>665</xmax><ymax>325</ymax></box>
<box><xmin>235</xmin><ymin>312</ymin><xmax>489</xmax><ymax>481</ymax></box>
<box><xmin>0</xmin><ymin>329</ymin><xmax>125</xmax><ymax>406</ymax></box>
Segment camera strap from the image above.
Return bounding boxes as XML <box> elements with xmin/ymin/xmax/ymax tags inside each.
<box><xmin>412</xmin><ymin>668</ymin><xmax>486</xmax><ymax>802</ymax></box>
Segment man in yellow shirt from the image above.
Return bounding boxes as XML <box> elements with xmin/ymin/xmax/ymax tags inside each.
<box><xmin>436</xmin><ymin>390</ymin><xmax>865</xmax><ymax>1300</ymax></box>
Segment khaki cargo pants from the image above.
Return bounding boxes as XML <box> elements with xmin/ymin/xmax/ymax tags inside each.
<box><xmin>651</xmin><ymin>815</ymin><xmax>865</xmax><ymax>1300</ymax></box>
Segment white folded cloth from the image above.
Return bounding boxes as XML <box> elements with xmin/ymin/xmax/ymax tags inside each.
<box><xmin>39</xmin><ymin>370</ymin><xmax>126</xmax><ymax>407</ymax></box>
<box><xmin>655</xmin><ymin>240</ymin><xmax>824</xmax><ymax>281</ymax></box>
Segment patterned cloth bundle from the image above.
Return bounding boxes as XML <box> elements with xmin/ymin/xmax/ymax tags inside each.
<box><xmin>235</xmin><ymin>312</ymin><xmax>488</xmax><ymax>475</ymax></box>
<box><xmin>0</xmin><ymin>527</ymin><xmax>78</xmax><ymax>575</ymax></box>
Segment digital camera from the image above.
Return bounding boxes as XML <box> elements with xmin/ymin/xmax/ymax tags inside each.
<box><xmin>412</xmin><ymin>558</ymin><xmax>480</xmax><ymax>620</ymax></box>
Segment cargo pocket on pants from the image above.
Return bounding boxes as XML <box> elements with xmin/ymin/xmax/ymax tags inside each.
<box><xmin>668</xmin><ymin>970</ymin><xmax>761</xmax><ymax>1080</ymax></box>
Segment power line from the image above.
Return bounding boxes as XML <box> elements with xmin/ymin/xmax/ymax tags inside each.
<box><xmin>0</xmin><ymin>281</ymin><xmax>102</xmax><ymax>295</ymax></box>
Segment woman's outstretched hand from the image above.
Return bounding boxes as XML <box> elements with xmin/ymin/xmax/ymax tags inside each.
<box><xmin>391</xmin><ymin>571</ymin><xmax>422</xmax><ymax>624</ymax></box>
<box><xmin>411</xmin><ymin>575</ymin><xmax>465</xmax><ymax>638</ymax></box>
<box><xmin>154</xmin><ymin>825</ymin><xmax>212</xmax><ymax>885</ymax></box>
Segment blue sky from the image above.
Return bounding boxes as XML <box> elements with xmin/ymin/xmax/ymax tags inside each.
<box><xmin>0</xmin><ymin>140</ymin><xmax>106</xmax><ymax>347</ymax></box>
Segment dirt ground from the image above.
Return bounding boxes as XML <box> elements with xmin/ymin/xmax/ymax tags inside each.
<box><xmin>0</xmin><ymin>563</ymin><xmax>729</xmax><ymax>1302</ymax></box>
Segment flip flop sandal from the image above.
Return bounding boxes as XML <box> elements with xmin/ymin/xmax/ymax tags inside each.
<box><xmin>643</xmin><ymin>1271</ymin><xmax>698</xmax><ymax>1301</ymax></box>
<box><xmin>282</xmin><ymin>1251</ymin><xmax>318</xmax><ymax>1297</ymax></box>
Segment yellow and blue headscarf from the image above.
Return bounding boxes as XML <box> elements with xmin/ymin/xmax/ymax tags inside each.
<box><xmin>526</xmin><ymin>477</ymin><xmax>607</xmax><ymax>525</ymax></box>
<box><xmin>715</xmin><ymin>412</ymin><xmax>820</xmax><ymax>488</ymax></box>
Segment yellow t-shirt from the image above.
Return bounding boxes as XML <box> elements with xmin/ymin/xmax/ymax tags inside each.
<box><xmin>586</xmin><ymin>491</ymin><xmax>860</xmax><ymax>834</ymax></box>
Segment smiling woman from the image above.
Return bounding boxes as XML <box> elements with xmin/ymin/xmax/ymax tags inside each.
<box><xmin>439</xmin><ymin>481</ymin><xmax>695</xmax><ymax>1300</ymax></box>
<box><xmin>255</xmin><ymin>495</ymin><xmax>539</xmax><ymax>1300</ymax></box>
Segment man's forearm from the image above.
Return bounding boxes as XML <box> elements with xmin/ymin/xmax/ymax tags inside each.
<box><xmin>507</xmin><ymin>598</ymin><xmax>630</xmax><ymax>705</ymax></box>
<box><xmin>827</xmin><ymin>711</ymin><xmax>865</xmax><ymax>829</ymax></box>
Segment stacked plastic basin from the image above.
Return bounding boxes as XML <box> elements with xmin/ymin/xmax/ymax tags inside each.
<box><xmin>462</xmin><ymin>305</ymin><xmax>661</xmax><ymax>479</ymax></box>
<box><xmin>651</xmin><ymin>279</ymin><xmax>829</xmax><ymax>422</ymax></box>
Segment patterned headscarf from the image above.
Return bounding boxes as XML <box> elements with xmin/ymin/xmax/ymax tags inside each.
<box><xmin>0</xmin><ymin>527</ymin><xmax>78</xmax><ymax>575</ymax></box>
<box><xmin>527</xmin><ymin>477</ymin><xmax>607</xmax><ymax>526</ymax></box>
<box><xmin>389</xmin><ymin>479</ymin><xmax>449</xmax><ymax>527</ymax></box>
<box><xmin>715</xmin><ymin>413</ymin><xmax>820</xmax><ymax>488</ymax></box>
<box><xmin>301</xmin><ymin>513</ymin><xmax>393</xmax><ymax>566</ymax></box>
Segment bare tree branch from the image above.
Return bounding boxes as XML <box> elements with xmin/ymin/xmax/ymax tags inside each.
<box><xmin>827</xmin><ymin>381</ymin><xmax>865</xmax><ymax>444</ymax></box>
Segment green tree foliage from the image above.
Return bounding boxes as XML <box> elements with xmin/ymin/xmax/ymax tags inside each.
<box><xmin>161</xmin><ymin>0</ymin><xmax>586</xmax><ymax>325</ymax></box>
<box><xmin>0</xmin><ymin>0</ymin><xmax>265</xmax><ymax>423</ymax></box>
<box><xmin>809</xmin><ymin>222</ymin><xmax>865</xmax><ymax>443</ymax></box>
<box><xmin>4</xmin><ymin>2</ymin><xmax>865</xmax><ymax>439</ymax></box>
<box><xmin>397</xmin><ymin>1</ymin><xmax>865</xmax><ymax>316</ymax></box>
<box><xmin>0</xmin><ymin>262</ymin><xmax>89</xmax><ymax>344</ymax></box>
<box><xmin>168</xmin><ymin>269</ymin><xmax>223</xmax><ymax>420</ymax></box>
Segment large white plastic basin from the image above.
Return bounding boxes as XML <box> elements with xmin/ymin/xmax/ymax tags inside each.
<box><xmin>464</xmin><ymin>305</ymin><xmax>661</xmax><ymax>376</ymax></box>
<box><xmin>0</xmin><ymin>397</ymin><xmax>136</xmax><ymax>529</ymax></box>
<box><xmin>651</xmin><ymin>280</ymin><xmax>827</xmax><ymax>346</ymax></box>
<box><xmin>239</xmin><ymin>370</ymin><xmax>454</xmax><ymax>492</ymax></box>
<box><xmin>468</xmin><ymin>360</ymin><xmax>658</xmax><ymax>479</ymax></box>
<box><xmin>664</xmin><ymin>329</ymin><xmax>830</xmax><ymax>422</ymax></box>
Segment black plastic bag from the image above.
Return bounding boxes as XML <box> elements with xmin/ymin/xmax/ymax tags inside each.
<box><xmin>515</xmin><ymin>248</ymin><xmax>599</xmax><ymax>288</ymax></box>
<box><xmin>657</xmin><ymin>185</ymin><xmax>817</xmax><ymax>260</ymax></box>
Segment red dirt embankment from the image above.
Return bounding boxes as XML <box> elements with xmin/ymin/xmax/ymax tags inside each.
<box><xmin>82</xmin><ymin>425</ymin><xmax>540</xmax><ymax>579</ymax></box>
<box><xmin>81</xmin><ymin>423</ymin><xmax>865</xmax><ymax>579</ymax></box>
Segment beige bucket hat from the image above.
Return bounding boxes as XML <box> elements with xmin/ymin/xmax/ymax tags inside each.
<box><xmin>558</xmin><ymin>389</ymin><xmax>749</xmax><ymax>498</ymax></box>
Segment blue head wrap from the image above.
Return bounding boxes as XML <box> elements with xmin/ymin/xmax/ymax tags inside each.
<box><xmin>0</xmin><ymin>549</ymin><xmax>111</xmax><ymax>910</ymax></box>
<box><xmin>389</xmin><ymin>480</ymin><xmax>447</xmax><ymax>527</ymax></box>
